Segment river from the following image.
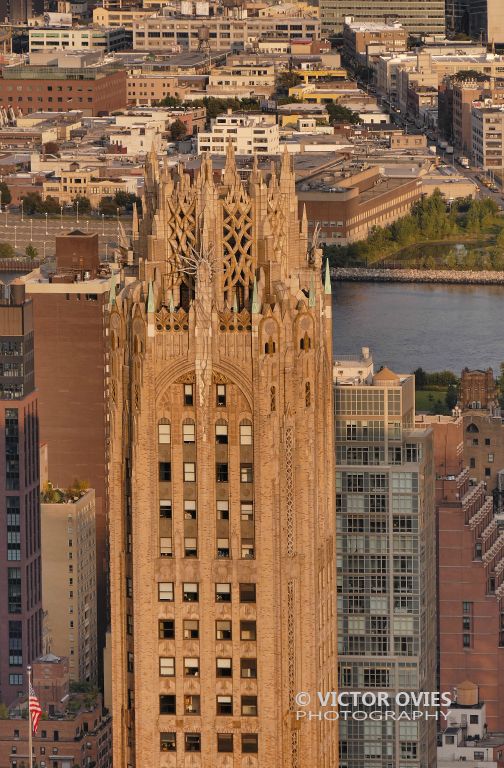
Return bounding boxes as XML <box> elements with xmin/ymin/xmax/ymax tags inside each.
<box><xmin>332</xmin><ymin>282</ymin><xmax>504</xmax><ymax>373</ymax></box>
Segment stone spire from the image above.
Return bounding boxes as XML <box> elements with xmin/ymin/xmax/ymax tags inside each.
<box><xmin>223</xmin><ymin>139</ymin><xmax>238</xmax><ymax>188</ymax></box>
<box><xmin>324</xmin><ymin>258</ymin><xmax>331</xmax><ymax>294</ymax></box>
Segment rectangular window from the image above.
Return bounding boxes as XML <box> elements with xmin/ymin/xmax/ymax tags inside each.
<box><xmin>216</xmin><ymin>424</ymin><xmax>228</xmax><ymax>444</ymax></box>
<box><xmin>217</xmin><ymin>695</ymin><xmax>233</xmax><ymax>715</ymax></box>
<box><xmin>185</xmin><ymin>537</ymin><xmax>197</xmax><ymax>557</ymax></box>
<box><xmin>183</xmin><ymin>422</ymin><xmax>195</xmax><ymax>443</ymax></box>
<box><xmin>216</xmin><ymin>658</ymin><xmax>232</xmax><ymax>677</ymax></box>
<box><xmin>159</xmin><ymin>657</ymin><xmax>175</xmax><ymax>676</ymax></box>
<box><xmin>240</xmin><ymin>464</ymin><xmax>253</xmax><ymax>483</ymax></box>
<box><xmin>158</xmin><ymin>582</ymin><xmax>173</xmax><ymax>601</ymax></box>
<box><xmin>158</xmin><ymin>423</ymin><xmax>170</xmax><ymax>444</ymax></box>
<box><xmin>241</xmin><ymin>540</ymin><xmax>255</xmax><ymax>559</ymax></box>
<box><xmin>216</xmin><ymin>620</ymin><xmax>232</xmax><ymax>640</ymax></box>
<box><xmin>216</xmin><ymin>463</ymin><xmax>229</xmax><ymax>483</ymax></box>
<box><xmin>159</xmin><ymin>620</ymin><xmax>174</xmax><ymax>639</ymax></box>
<box><xmin>216</xmin><ymin>583</ymin><xmax>231</xmax><ymax>602</ymax></box>
<box><xmin>242</xmin><ymin>734</ymin><xmax>258</xmax><ymax>753</ymax></box>
<box><xmin>240</xmin><ymin>619</ymin><xmax>256</xmax><ymax>640</ymax></box>
<box><xmin>160</xmin><ymin>537</ymin><xmax>172</xmax><ymax>557</ymax></box>
<box><xmin>185</xmin><ymin>733</ymin><xmax>201</xmax><ymax>752</ymax></box>
<box><xmin>184</xmin><ymin>384</ymin><xmax>194</xmax><ymax>405</ymax></box>
<box><xmin>217</xmin><ymin>538</ymin><xmax>230</xmax><ymax>558</ymax></box>
<box><xmin>184</xmin><ymin>657</ymin><xmax>199</xmax><ymax>676</ymax></box>
<box><xmin>160</xmin><ymin>499</ymin><xmax>172</xmax><ymax>518</ymax></box>
<box><xmin>184</xmin><ymin>462</ymin><xmax>196</xmax><ymax>482</ymax></box>
<box><xmin>241</xmin><ymin>658</ymin><xmax>257</xmax><ymax>678</ymax></box>
<box><xmin>241</xmin><ymin>502</ymin><xmax>253</xmax><ymax>521</ymax></box>
<box><xmin>240</xmin><ymin>424</ymin><xmax>252</xmax><ymax>445</ymax></box>
<box><xmin>159</xmin><ymin>695</ymin><xmax>176</xmax><ymax>715</ymax></box>
<box><xmin>217</xmin><ymin>384</ymin><xmax>226</xmax><ymax>406</ymax></box>
<box><xmin>240</xmin><ymin>583</ymin><xmax>256</xmax><ymax>602</ymax></box>
<box><xmin>217</xmin><ymin>500</ymin><xmax>229</xmax><ymax>520</ymax></box>
<box><xmin>241</xmin><ymin>695</ymin><xmax>258</xmax><ymax>716</ymax></box>
<box><xmin>184</xmin><ymin>694</ymin><xmax>200</xmax><ymax>715</ymax></box>
<box><xmin>160</xmin><ymin>732</ymin><xmax>176</xmax><ymax>752</ymax></box>
<box><xmin>159</xmin><ymin>462</ymin><xmax>171</xmax><ymax>482</ymax></box>
<box><xmin>184</xmin><ymin>500</ymin><xmax>197</xmax><ymax>519</ymax></box>
<box><xmin>183</xmin><ymin>619</ymin><xmax>199</xmax><ymax>639</ymax></box>
<box><xmin>217</xmin><ymin>733</ymin><xmax>233</xmax><ymax>752</ymax></box>
<box><xmin>183</xmin><ymin>582</ymin><xmax>198</xmax><ymax>602</ymax></box>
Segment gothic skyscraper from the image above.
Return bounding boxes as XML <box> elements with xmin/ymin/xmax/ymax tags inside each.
<box><xmin>108</xmin><ymin>147</ymin><xmax>338</xmax><ymax>767</ymax></box>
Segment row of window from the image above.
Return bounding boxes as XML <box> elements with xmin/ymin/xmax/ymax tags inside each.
<box><xmin>158</xmin><ymin>582</ymin><xmax>256</xmax><ymax>603</ymax></box>
<box><xmin>160</xmin><ymin>499</ymin><xmax>253</xmax><ymax>521</ymax></box>
<box><xmin>159</xmin><ymin>461</ymin><xmax>253</xmax><ymax>483</ymax></box>
<box><xmin>159</xmin><ymin>691</ymin><xmax>257</xmax><ymax>714</ymax></box>
<box><xmin>159</xmin><ymin>420</ymin><xmax>252</xmax><ymax>445</ymax></box>
<box><xmin>158</xmin><ymin>657</ymin><xmax>257</xmax><ymax>679</ymax></box>
<box><xmin>160</xmin><ymin>732</ymin><xmax>258</xmax><ymax>753</ymax></box>
<box><xmin>158</xmin><ymin>618</ymin><xmax>256</xmax><ymax>641</ymax></box>
<box><xmin>159</xmin><ymin>536</ymin><xmax>254</xmax><ymax>559</ymax></box>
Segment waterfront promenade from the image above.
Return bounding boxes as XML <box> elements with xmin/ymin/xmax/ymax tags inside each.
<box><xmin>332</xmin><ymin>267</ymin><xmax>504</xmax><ymax>285</ymax></box>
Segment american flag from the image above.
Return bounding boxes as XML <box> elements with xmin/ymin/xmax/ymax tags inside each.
<box><xmin>29</xmin><ymin>681</ymin><xmax>42</xmax><ymax>734</ymax></box>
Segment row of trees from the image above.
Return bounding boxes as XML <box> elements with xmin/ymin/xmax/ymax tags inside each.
<box><xmin>18</xmin><ymin>191</ymin><xmax>141</xmax><ymax>217</ymax></box>
<box><xmin>326</xmin><ymin>192</ymin><xmax>501</xmax><ymax>267</ymax></box>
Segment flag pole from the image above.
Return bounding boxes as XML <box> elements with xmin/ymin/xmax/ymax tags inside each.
<box><xmin>27</xmin><ymin>665</ymin><xmax>33</xmax><ymax>768</ymax></box>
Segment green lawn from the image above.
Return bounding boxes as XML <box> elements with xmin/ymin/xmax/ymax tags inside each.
<box><xmin>415</xmin><ymin>389</ymin><xmax>449</xmax><ymax>414</ymax></box>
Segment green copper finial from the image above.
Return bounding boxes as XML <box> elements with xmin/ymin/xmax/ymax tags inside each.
<box><xmin>309</xmin><ymin>273</ymin><xmax>316</xmax><ymax>307</ymax></box>
<box><xmin>324</xmin><ymin>258</ymin><xmax>331</xmax><ymax>295</ymax></box>
<box><xmin>147</xmin><ymin>281</ymin><xmax>155</xmax><ymax>313</ymax></box>
<box><xmin>251</xmin><ymin>277</ymin><xmax>259</xmax><ymax>314</ymax></box>
<box><xmin>108</xmin><ymin>272</ymin><xmax>117</xmax><ymax>308</ymax></box>
<box><xmin>169</xmin><ymin>291</ymin><xmax>175</xmax><ymax>312</ymax></box>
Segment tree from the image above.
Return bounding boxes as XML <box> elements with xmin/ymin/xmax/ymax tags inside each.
<box><xmin>25</xmin><ymin>244</ymin><xmax>38</xmax><ymax>259</ymax></box>
<box><xmin>43</xmin><ymin>141</ymin><xmax>60</xmax><ymax>156</ymax></box>
<box><xmin>276</xmin><ymin>71</ymin><xmax>302</xmax><ymax>93</ymax></box>
<box><xmin>0</xmin><ymin>181</ymin><xmax>11</xmax><ymax>205</ymax></box>
<box><xmin>99</xmin><ymin>196</ymin><xmax>118</xmax><ymax>216</ymax></box>
<box><xmin>169</xmin><ymin>118</ymin><xmax>188</xmax><ymax>141</ymax></box>
<box><xmin>413</xmin><ymin>367</ymin><xmax>427</xmax><ymax>389</ymax></box>
<box><xmin>113</xmin><ymin>191</ymin><xmax>140</xmax><ymax>211</ymax></box>
<box><xmin>0</xmin><ymin>242</ymin><xmax>15</xmax><ymax>258</ymax></box>
<box><xmin>326</xmin><ymin>102</ymin><xmax>362</xmax><ymax>125</ymax></box>
<box><xmin>158</xmin><ymin>95</ymin><xmax>182</xmax><ymax>107</ymax></box>
<box><xmin>445</xmin><ymin>384</ymin><xmax>458</xmax><ymax>410</ymax></box>
<box><xmin>73</xmin><ymin>196</ymin><xmax>91</xmax><ymax>214</ymax></box>
<box><xmin>42</xmin><ymin>196</ymin><xmax>61</xmax><ymax>215</ymax></box>
<box><xmin>21</xmin><ymin>192</ymin><xmax>44</xmax><ymax>215</ymax></box>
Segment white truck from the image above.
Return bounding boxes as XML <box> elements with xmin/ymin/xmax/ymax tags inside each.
<box><xmin>457</xmin><ymin>156</ymin><xmax>470</xmax><ymax>168</ymax></box>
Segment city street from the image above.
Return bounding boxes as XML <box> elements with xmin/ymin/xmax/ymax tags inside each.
<box><xmin>0</xmin><ymin>210</ymin><xmax>133</xmax><ymax>261</ymax></box>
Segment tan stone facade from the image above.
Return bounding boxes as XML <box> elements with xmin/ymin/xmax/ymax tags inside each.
<box><xmin>108</xmin><ymin>147</ymin><xmax>337</xmax><ymax>767</ymax></box>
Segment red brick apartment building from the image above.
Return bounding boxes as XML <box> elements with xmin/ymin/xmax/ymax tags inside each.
<box><xmin>422</xmin><ymin>413</ymin><xmax>504</xmax><ymax>731</ymax></box>
<box><xmin>0</xmin><ymin>59</ymin><xmax>126</xmax><ymax>116</ymax></box>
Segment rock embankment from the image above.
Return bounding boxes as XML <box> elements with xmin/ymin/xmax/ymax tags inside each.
<box><xmin>332</xmin><ymin>267</ymin><xmax>504</xmax><ymax>285</ymax></box>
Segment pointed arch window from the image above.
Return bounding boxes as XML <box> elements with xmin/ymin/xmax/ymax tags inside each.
<box><xmin>265</xmin><ymin>337</ymin><xmax>276</xmax><ymax>355</ymax></box>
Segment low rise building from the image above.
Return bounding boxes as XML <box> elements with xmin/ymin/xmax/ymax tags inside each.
<box><xmin>472</xmin><ymin>103</ymin><xmax>504</xmax><ymax>171</ymax></box>
<box><xmin>132</xmin><ymin>12</ymin><xmax>320</xmax><ymax>52</ymax></box>
<box><xmin>297</xmin><ymin>164</ymin><xmax>422</xmax><ymax>244</ymax></box>
<box><xmin>342</xmin><ymin>17</ymin><xmax>408</xmax><ymax>69</ymax></box>
<box><xmin>29</xmin><ymin>26</ymin><xmax>130</xmax><ymax>54</ymax></box>
<box><xmin>42</xmin><ymin>168</ymin><xmax>130</xmax><ymax>205</ymax></box>
<box><xmin>206</xmin><ymin>61</ymin><xmax>276</xmax><ymax>98</ymax></box>
<box><xmin>0</xmin><ymin>654</ymin><xmax>111</xmax><ymax>768</ymax></box>
<box><xmin>0</xmin><ymin>52</ymin><xmax>127</xmax><ymax>117</ymax></box>
<box><xmin>197</xmin><ymin>109</ymin><xmax>279</xmax><ymax>155</ymax></box>
<box><xmin>41</xmin><ymin>486</ymin><xmax>98</xmax><ymax>684</ymax></box>
<box><xmin>438</xmin><ymin>683</ymin><xmax>504</xmax><ymax>767</ymax></box>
